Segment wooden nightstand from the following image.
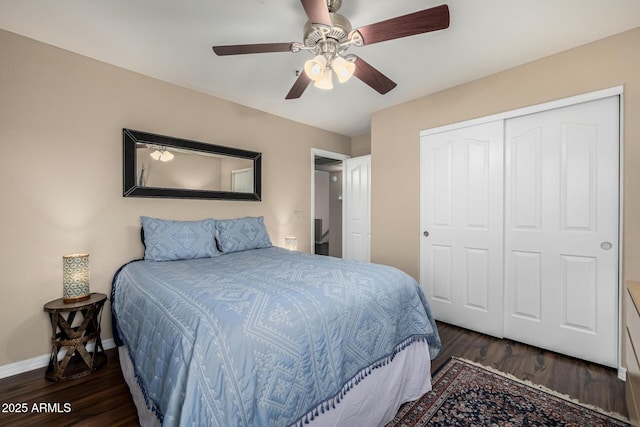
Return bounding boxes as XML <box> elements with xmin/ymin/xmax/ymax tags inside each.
<box><xmin>43</xmin><ymin>292</ymin><xmax>108</xmax><ymax>381</ymax></box>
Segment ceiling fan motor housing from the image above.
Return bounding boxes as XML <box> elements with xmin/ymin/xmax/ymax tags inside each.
<box><xmin>327</xmin><ymin>0</ymin><xmax>342</xmax><ymax>13</ymax></box>
<box><xmin>303</xmin><ymin>12</ymin><xmax>352</xmax><ymax>50</ymax></box>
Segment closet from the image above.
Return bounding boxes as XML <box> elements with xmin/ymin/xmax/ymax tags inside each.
<box><xmin>420</xmin><ymin>91</ymin><xmax>621</xmax><ymax>368</ymax></box>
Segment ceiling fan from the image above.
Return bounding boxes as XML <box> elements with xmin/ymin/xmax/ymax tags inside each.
<box><xmin>212</xmin><ymin>0</ymin><xmax>450</xmax><ymax>99</ymax></box>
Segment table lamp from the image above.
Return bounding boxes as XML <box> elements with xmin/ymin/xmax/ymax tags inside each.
<box><xmin>62</xmin><ymin>254</ymin><xmax>90</xmax><ymax>303</ymax></box>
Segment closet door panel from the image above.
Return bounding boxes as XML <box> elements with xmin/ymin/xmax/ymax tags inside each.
<box><xmin>562</xmin><ymin>123</ymin><xmax>597</xmax><ymax>231</ymax></box>
<box><xmin>510</xmin><ymin>250</ymin><xmax>542</xmax><ymax>321</ymax></box>
<box><xmin>510</xmin><ymin>127</ymin><xmax>542</xmax><ymax>231</ymax></box>
<box><xmin>432</xmin><ymin>143</ymin><xmax>453</xmax><ymax>227</ymax></box>
<box><xmin>432</xmin><ymin>245</ymin><xmax>453</xmax><ymax>302</ymax></box>
<box><xmin>420</xmin><ymin>121</ymin><xmax>504</xmax><ymax>338</ymax></box>
<box><xmin>561</xmin><ymin>255</ymin><xmax>597</xmax><ymax>332</ymax></box>
<box><xmin>504</xmin><ymin>96</ymin><xmax>619</xmax><ymax>367</ymax></box>
<box><xmin>465</xmin><ymin>248</ymin><xmax>490</xmax><ymax>311</ymax></box>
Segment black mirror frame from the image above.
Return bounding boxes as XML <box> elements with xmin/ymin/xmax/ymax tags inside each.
<box><xmin>122</xmin><ymin>128</ymin><xmax>262</xmax><ymax>201</ymax></box>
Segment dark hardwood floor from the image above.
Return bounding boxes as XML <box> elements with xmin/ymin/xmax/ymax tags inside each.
<box><xmin>432</xmin><ymin>322</ymin><xmax>628</xmax><ymax>418</ymax></box>
<box><xmin>0</xmin><ymin>322</ymin><xmax>627</xmax><ymax>426</ymax></box>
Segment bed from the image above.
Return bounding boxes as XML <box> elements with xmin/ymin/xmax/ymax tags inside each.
<box><xmin>111</xmin><ymin>216</ymin><xmax>442</xmax><ymax>426</ymax></box>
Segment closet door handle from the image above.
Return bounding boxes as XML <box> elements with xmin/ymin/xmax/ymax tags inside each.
<box><xmin>423</xmin><ymin>230</ymin><xmax>430</xmax><ymax>237</ymax></box>
<box><xmin>601</xmin><ymin>242</ymin><xmax>612</xmax><ymax>250</ymax></box>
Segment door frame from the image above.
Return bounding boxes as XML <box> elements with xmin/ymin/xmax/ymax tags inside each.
<box><xmin>419</xmin><ymin>85</ymin><xmax>625</xmax><ymax>375</ymax></box>
<box><xmin>310</xmin><ymin>148</ymin><xmax>350</xmax><ymax>254</ymax></box>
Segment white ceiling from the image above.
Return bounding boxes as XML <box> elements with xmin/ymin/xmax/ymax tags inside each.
<box><xmin>1</xmin><ymin>0</ymin><xmax>639</xmax><ymax>137</ymax></box>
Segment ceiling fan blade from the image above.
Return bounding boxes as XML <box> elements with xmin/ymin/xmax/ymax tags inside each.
<box><xmin>300</xmin><ymin>0</ymin><xmax>332</xmax><ymax>26</ymax></box>
<box><xmin>353</xmin><ymin>56</ymin><xmax>397</xmax><ymax>95</ymax></box>
<box><xmin>213</xmin><ymin>43</ymin><xmax>293</xmax><ymax>56</ymax></box>
<box><xmin>285</xmin><ymin>72</ymin><xmax>312</xmax><ymax>99</ymax></box>
<box><xmin>355</xmin><ymin>4</ymin><xmax>450</xmax><ymax>46</ymax></box>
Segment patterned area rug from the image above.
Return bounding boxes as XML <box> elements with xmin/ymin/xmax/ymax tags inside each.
<box><xmin>387</xmin><ymin>357</ymin><xmax>630</xmax><ymax>427</ymax></box>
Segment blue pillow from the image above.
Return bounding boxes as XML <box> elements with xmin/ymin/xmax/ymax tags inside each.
<box><xmin>216</xmin><ymin>216</ymin><xmax>272</xmax><ymax>254</ymax></box>
<box><xmin>140</xmin><ymin>216</ymin><xmax>220</xmax><ymax>261</ymax></box>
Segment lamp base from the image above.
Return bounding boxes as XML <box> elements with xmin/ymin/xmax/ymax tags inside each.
<box><xmin>63</xmin><ymin>294</ymin><xmax>90</xmax><ymax>304</ymax></box>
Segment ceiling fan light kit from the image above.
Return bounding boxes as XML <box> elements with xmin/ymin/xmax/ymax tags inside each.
<box><xmin>304</xmin><ymin>54</ymin><xmax>354</xmax><ymax>88</ymax></box>
<box><xmin>212</xmin><ymin>0</ymin><xmax>449</xmax><ymax>99</ymax></box>
<box><xmin>304</xmin><ymin>55</ymin><xmax>327</xmax><ymax>80</ymax></box>
<box><xmin>331</xmin><ymin>56</ymin><xmax>356</xmax><ymax>83</ymax></box>
<box><xmin>314</xmin><ymin>68</ymin><xmax>334</xmax><ymax>90</ymax></box>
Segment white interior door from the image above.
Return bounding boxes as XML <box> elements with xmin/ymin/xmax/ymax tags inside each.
<box><xmin>343</xmin><ymin>155</ymin><xmax>371</xmax><ymax>262</ymax></box>
<box><xmin>420</xmin><ymin>121</ymin><xmax>505</xmax><ymax>337</ymax></box>
<box><xmin>231</xmin><ymin>168</ymin><xmax>253</xmax><ymax>192</ymax></box>
<box><xmin>503</xmin><ymin>96</ymin><xmax>620</xmax><ymax>367</ymax></box>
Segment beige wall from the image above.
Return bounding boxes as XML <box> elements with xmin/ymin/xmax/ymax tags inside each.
<box><xmin>350</xmin><ymin>133</ymin><xmax>371</xmax><ymax>157</ymax></box>
<box><xmin>0</xmin><ymin>29</ymin><xmax>350</xmax><ymax>366</ymax></box>
<box><xmin>371</xmin><ymin>27</ymin><xmax>640</xmax><ymax>287</ymax></box>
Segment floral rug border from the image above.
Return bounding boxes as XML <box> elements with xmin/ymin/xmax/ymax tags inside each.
<box><xmin>387</xmin><ymin>357</ymin><xmax>630</xmax><ymax>426</ymax></box>
<box><xmin>453</xmin><ymin>357</ymin><xmax>629</xmax><ymax>423</ymax></box>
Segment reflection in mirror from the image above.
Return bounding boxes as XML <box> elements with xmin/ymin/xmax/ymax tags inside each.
<box><xmin>136</xmin><ymin>146</ymin><xmax>254</xmax><ymax>193</ymax></box>
<box><xmin>123</xmin><ymin>129</ymin><xmax>261</xmax><ymax>200</ymax></box>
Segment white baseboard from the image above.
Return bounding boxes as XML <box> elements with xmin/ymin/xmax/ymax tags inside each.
<box><xmin>618</xmin><ymin>366</ymin><xmax>627</xmax><ymax>381</ymax></box>
<box><xmin>0</xmin><ymin>338</ymin><xmax>116</xmax><ymax>380</ymax></box>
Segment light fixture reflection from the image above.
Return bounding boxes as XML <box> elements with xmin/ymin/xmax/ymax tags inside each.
<box><xmin>150</xmin><ymin>148</ymin><xmax>174</xmax><ymax>162</ymax></box>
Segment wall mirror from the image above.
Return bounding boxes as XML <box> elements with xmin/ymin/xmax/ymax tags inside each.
<box><xmin>123</xmin><ymin>129</ymin><xmax>262</xmax><ymax>200</ymax></box>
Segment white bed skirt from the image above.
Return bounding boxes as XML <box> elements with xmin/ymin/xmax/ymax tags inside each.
<box><xmin>118</xmin><ymin>341</ymin><xmax>432</xmax><ymax>427</ymax></box>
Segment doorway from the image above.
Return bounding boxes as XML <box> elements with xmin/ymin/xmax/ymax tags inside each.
<box><xmin>311</xmin><ymin>149</ymin><xmax>349</xmax><ymax>256</ymax></box>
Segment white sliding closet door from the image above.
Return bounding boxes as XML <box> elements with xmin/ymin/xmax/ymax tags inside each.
<box><xmin>420</xmin><ymin>121</ymin><xmax>505</xmax><ymax>337</ymax></box>
<box><xmin>420</xmin><ymin>94</ymin><xmax>620</xmax><ymax>368</ymax></box>
<box><xmin>503</xmin><ymin>96</ymin><xmax>619</xmax><ymax>367</ymax></box>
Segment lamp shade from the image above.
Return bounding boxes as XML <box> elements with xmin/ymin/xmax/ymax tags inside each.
<box><xmin>160</xmin><ymin>150</ymin><xmax>174</xmax><ymax>162</ymax></box>
<box><xmin>314</xmin><ymin>69</ymin><xmax>333</xmax><ymax>90</ymax></box>
<box><xmin>332</xmin><ymin>56</ymin><xmax>355</xmax><ymax>83</ymax></box>
<box><xmin>284</xmin><ymin>237</ymin><xmax>298</xmax><ymax>251</ymax></box>
<box><xmin>63</xmin><ymin>254</ymin><xmax>90</xmax><ymax>303</ymax></box>
<box><xmin>304</xmin><ymin>55</ymin><xmax>327</xmax><ymax>82</ymax></box>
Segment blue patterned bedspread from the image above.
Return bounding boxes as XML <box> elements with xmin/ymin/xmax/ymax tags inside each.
<box><xmin>112</xmin><ymin>247</ymin><xmax>441</xmax><ymax>426</ymax></box>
